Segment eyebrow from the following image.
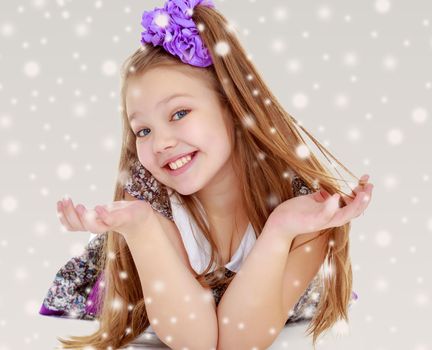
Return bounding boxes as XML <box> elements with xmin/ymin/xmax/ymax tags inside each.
<box><xmin>128</xmin><ymin>93</ymin><xmax>193</xmax><ymax>122</ymax></box>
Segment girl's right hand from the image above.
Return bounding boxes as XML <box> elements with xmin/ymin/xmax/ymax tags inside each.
<box><xmin>56</xmin><ymin>197</ymin><xmax>155</xmax><ymax>237</ymax></box>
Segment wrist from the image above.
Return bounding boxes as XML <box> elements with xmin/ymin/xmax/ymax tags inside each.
<box><xmin>262</xmin><ymin>221</ymin><xmax>295</xmax><ymax>246</ymax></box>
<box><xmin>264</xmin><ymin>212</ymin><xmax>296</xmax><ymax>241</ymax></box>
<box><xmin>122</xmin><ymin>210</ymin><xmax>160</xmax><ymax>243</ymax></box>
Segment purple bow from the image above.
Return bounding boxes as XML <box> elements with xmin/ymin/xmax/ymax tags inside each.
<box><xmin>140</xmin><ymin>0</ymin><xmax>215</xmax><ymax>67</ymax></box>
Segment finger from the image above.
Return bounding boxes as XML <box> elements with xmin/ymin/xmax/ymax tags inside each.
<box><xmin>342</xmin><ymin>174</ymin><xmax>370</xmax><ymax>205</ymax></box>
<box><xmin>62</xmin><ymin>198</ymin><xmax>86</xmax><ymax>231</ymax></box>
<box><xmin>351</xmin><ymin>174</ymin><xmax>370</xmax><ymax>197</ymax></box>
<box><xmin>76</xmin><ymin>205</ymin><xmax>109</xmax><ymax>234</ymax></box>
<box><xmin>341</xmin><ymin>186</ymin><xmax>359</xmax><ymax>205</ymax></box>
<box><xmin>340</xmin><ymin>192</ymin><xmax>354</xmax><ymax>206</ymax></box>
<box><xmin>75</xmin><ymin>205</ymin><xmax>91</xmax><ymax>231</ymax></box>
<box><xmin>57</xmin><ymin>201</ymin><xmax>74</xmax><ymax>231</ymax></box>
<box><xmin>321</xmin><ymin>193</ymin><xmax>341</xmax><ymax>220</ymax></box>
<box><xmin>95</xmin><ymin>205</ymin><xmax>126</xmax><ymax>229</ymax></box>
<box><xmin>329</xmin><ymin>190</ymin><xmax>367</xmax><ymax>226</ymax></box>
<box><xmin>320</xmin><ymin>189</ymin><xmax>332</xmax><ymax>200</ymax></box>
<box><xmin>347</xmin><ymin>182</ymin><xmax>373</xmax><ymax>218</ymax></box>
<box><xmin>94</xmin><ymin>206</ymin><xmax>115</xmax><ymax>226</ymax></box>
<box><xmin>358</xmin><ymin>174</ymin><xmax>370</xmax><ymax>186</ymax></box>
<box><xmin>354</xmin><ymin>175</ymin><xmax>370</xmax><ymax>193</ymax></box>
<box><xmin>312</xmin><ymin>189</ymin><xmax>327</xmax><ymax>202</ymax></box>
<box><xmin>313</xmin><ymin>188</ymin><xmax>331</xmax><ymax>203</ymax></box>
<box><xmin>354</xmin><ymin>183</ymin><xmax>374</xmax><ymax>217</ymax></box>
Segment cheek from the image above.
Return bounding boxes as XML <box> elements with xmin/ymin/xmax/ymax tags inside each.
<box><xmin>187</xmin><ymin>118</ymin><xmax>230</xmax><ymax>151</ymax></box>
<box><xmin>204</xmin><ymin>122</ymin><xmax>231</xmax><ymax>155</ymax></box>
<box><xmin>136</xmin><ymin>144</ymin><xmax>155</xmax><ymax>171</ymax></box>
<box><xmin>185</xmin><ymin>126</ymin><xmax>205</xmax><ymax>148</ymax></box>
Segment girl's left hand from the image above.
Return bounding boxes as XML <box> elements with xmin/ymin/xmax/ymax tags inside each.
<box><xmin>265</xmin><ymin>174</ymin><xmax>374</xmax><ymax>238</ymax></box>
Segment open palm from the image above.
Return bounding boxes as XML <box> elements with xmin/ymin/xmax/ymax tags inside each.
<box><xmin>57</xmin><ymin>198</ymin><xmax>154</xmax><ymax>237</ymax></box>
<box><xmin>267</xmin><ymin>174</ymin><xmax>374</xmax><ymax>237</ymax></box>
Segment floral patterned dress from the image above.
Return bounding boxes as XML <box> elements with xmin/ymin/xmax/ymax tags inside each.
<box><xmin>39</xmin><ymin>159</ymin><xmax>358</xmax><ymax>325</ymax></box>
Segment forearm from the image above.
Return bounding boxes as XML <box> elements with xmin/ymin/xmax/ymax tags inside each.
<box><xmin>124</xmin><ymin>215</ymin><xmax>218</xmax><ymax>350</ymax></box>
<box><xmin>216</xmin><ymin>226</ymin><xmax>293</xmax><ymax>350</ymax></box>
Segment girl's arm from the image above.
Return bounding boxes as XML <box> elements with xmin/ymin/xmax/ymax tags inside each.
<box><xmin>122</xmin><ymin>192</ymin><xmax>219</xmax><ymax>350</ymax></box>
<box><xmin>281</xmin><ymin>230</ymin><xmax>328</xmax><ymax>315</ymax></box>
<box><xmin>216</xmin><ymin>225</ymin><xmax>324</xmax><ymax>349</ymax></box>
<box><xmin>216</xmin><ymin>179</ymin><xmax>372</xmax><ymax>349</ymax></box>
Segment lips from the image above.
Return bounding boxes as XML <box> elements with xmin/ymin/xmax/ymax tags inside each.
<box><xmin>163</xmin><ymin>151</ymin><xmax>198</xmax><ymax>169</ymax></box>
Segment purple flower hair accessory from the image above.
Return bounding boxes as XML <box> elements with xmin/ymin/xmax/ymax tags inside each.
<box><xmin>140</xmin><ymin>0</ymin><xmax>215</xmax><ymax>67</ymax></box>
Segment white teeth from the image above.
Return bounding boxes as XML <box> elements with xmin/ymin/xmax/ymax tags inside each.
<box><xmin>168</xmin><ymin>153</ymin><xmax>193</xmax><ymax>170</ymax></box>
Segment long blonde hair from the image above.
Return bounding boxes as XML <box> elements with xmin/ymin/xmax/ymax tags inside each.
<box><xmin>58</xmin><ymin>4</ymin><xmax>359</xmax><ymax>349</ymax></box>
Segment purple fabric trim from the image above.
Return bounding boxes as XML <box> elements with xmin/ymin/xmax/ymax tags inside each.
<box><xmin>85</xmin><ymin>271</ymin><xmax>105</xmax><ymax>316</ymax></box>
<box><xmin>39</xmin><ymin>303</ymin><xmax>66</xmax><ymax>317</ymax></box>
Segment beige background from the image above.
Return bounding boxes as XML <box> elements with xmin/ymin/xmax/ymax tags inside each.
<box><xmin>0</xmin><ymin>0</ymin><xmax>431</xmax><ymax>349</ymax></box>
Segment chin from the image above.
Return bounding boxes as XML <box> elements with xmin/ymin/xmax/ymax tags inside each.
<box><xmin>172</xmin><ymin>186</ymin><xmax>200</xmax><ymax>197</ymax></box>
<box><xmin>152</xmin><ymin>175</ymin><xmax>194</xmax><ymax>196</ymax></box>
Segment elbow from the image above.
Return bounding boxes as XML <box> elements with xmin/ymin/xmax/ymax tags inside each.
<box><xmin>195</xmin><ymin>329</ymin><xmax>218</xmax><ymax>350</ymax></box>
<box><xmin>152</xmin><ymin>323</ymin><xmax>218</xmax><ymax>350</ymax></box>
<box><xmin>217</xmin><ymin>337</ymin><xmax>273</xmax><ymax>350</ymax></box>
<box><xmin>216</xmin><ymin>324</ymin><xmax>244</xmax><ymax>350</ymax></box>
<box><xmin>183</xmin><ymin>331</ymin><xmax>218</xmax><ymax>350</ymax></box>
<box><xmin>216</xmin><ymin>324</ymin><xmax>278</xmax><ymax>350</ymax></box>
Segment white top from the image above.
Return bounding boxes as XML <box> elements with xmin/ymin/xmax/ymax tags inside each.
<box><xmin>169</xmin><ymin>193</ymin><xmax>256</xmax><ymax>274</ymax></box>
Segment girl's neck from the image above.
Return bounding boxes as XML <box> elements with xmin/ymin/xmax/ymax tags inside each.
<box><xmin>194</xmin><ymin>156</ymin><xmax>248</xmax><ymax>258</ymax></box>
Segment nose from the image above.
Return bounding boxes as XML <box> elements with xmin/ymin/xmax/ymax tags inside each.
<box><xmin>152</xmin><ymin>129</ymin><xmax>177</xmax><ymax>155</ymax></box>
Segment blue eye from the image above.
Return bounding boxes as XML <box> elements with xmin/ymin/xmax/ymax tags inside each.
<box><xmin>172</xmin><ymin>109</ymin><xmax>189</xmax><ymax>121</ymax></box>
<box><xmin>135</xmin><ymin>109</ymin><xmax>190</xmax><ymax>138</ymax></box>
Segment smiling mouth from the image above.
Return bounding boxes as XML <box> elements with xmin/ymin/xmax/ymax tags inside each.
<box><xmin>163</xmin><ymin>151</ymin><xmax>198</xmax><ymax>173</ymax></box>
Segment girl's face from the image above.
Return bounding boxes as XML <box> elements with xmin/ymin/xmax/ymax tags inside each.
<box><xmin>125</xmin><ymin>65</ymin><xmax>234</xmax><ymax>196</ymax></box>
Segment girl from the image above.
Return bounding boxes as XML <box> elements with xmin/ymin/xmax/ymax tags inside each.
<box><xmin>39</xmin><ymin>0</ymin><xmax>374</xmax><ymax>349</ymax></box>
